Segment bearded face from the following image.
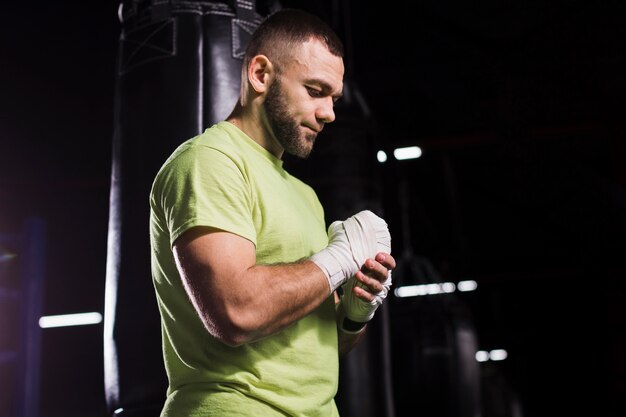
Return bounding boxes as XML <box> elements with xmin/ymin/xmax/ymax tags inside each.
<box><xmin>264</xmin><ymin>76</ymin><xmax>317</xmax><ymax>159</ymax></box>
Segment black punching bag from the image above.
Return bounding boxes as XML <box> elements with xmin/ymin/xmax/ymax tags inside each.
<box><xmin>103</xmin><ymin>1</ymin><xmax>272</xmax><ymax>415</ymax></box>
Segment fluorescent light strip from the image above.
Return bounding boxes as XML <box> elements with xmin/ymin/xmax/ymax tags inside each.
<box><xmin>393</xmin><ymin>146</ymin><xmax>422</xmax><ymax>160</ymax></box>
<box><xmin>394</xmin><ymin>280</ymin><xmax>477</xmax><ymax>298</ymax></box>
<box><xmin>39</xmin><ymin>312</ymin><xmax>103</xmax><ymax>328</ymax></box>
<box><xmin>476</xmin><ymin>349</ymin><xmax>508</xmax><ymax>362</ymax></box>
<box><xmin>457</xmin><ymin>280</ymin><xmax>478</xmax><ymax>292</ymax></box>
<box><xmin>489</xmin><ymin>349</ymin><xmax>508</xmax><ymax>361</ymax></box>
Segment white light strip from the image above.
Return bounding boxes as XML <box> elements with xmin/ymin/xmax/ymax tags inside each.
<box><xmin>39</xmin><ymin>312</ymin><xmax>103</xmax><ymax>329</ymax></box>
<box><xmin>394</xmin><ymin>280</ymin><xmax>477</xmax><ymax>298</ymax></box>
<box><xmin>489</xmin><ymin>349</ymin><xmax>508</xmax><ymax>361</ymax></box>
<box><xmin>457</xmin><ymin>280</ymin><xmax>478</xmax><ymax>292</ymax></box>
<box><xmin>476</xmin><ymin>349</ymin><xmax>509</xmax><ymax>362</ymax></box>
<box><xmin>377</xmin><ymin>150</ymin><xmax>388</xmax><ymax>163</ymax></box>
<box><xmin>393</xmin><ymin>146</ymin><xmax>422</xmax><ymax>160</ymax></box>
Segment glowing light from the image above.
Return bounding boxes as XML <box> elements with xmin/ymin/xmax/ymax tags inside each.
<box><xmin>395</xmin><ymin>285</ymin><xmax>425</xmax><ymax>298</ymax></box>
<box><xmin>476</xmin><ymin>349</ymin><xmax>508</xmax><ymax>362</ymax></box>
<box><xmin>394</xmin><ymin>282</ymin><xmax>456</xmax><ymax>298</ymax></box>
<box><xmin>441</xmin><ymin>282</ymin><xmax>456</xmax><ymax>293</ymax></box>
<box><xmin>393</xmin><ymin>146</ymin><xmax>422</xmax><ymax>160</ymax></box>
<box><xmin>114</xmin><ymin>408</ymin><xmax>124</xmax><ymax>415</ymax></box>
<box><xmin>489</xmin><ymin>349</ymin><xmax>508</xmax><ymax>361</ymax></box>
<box><xmin>377</xmin><ymin>150</ymin><xmax>388</xmax><ymax>163</ymax></box>
<box><xmin>457</xmin><ymin>280</ymin><xmax>478</xmax><ymax>292</ymax></box>
<box><xmin>39</xmin><ymin>312</ymin><xmax>103</xmax><ymax>328</ymax></box>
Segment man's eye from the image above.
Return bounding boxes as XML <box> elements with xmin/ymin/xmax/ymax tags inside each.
<box><xmin>307</xmin><ymin>87</ymin><xmax>322</xmax><ymax>97</ymax></box>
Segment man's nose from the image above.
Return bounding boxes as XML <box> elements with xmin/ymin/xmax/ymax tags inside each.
<box><xmin>316</xmin><ymin>97</ymin><xmax>336</xmax><ymax>124</ymax></box>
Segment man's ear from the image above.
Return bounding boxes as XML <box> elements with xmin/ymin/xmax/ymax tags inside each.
<box><xmin>248</xmin><ymin>55</ymin><xmax>275</xmax><ymax>94</ymax></box>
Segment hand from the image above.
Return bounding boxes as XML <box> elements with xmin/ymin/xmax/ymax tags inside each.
<box><xmin>340</xmin><ymin>252</ymin><xmax>396</xmax><ymax>332</ymax></box>
<box><xmin>310</xmin><ymin>210</ymin><xmax>391</xmax><ymax>294</ymax></box>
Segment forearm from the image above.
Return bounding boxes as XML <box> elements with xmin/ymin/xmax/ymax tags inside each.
<box><xmin>196</xmin><ymin>259</ymin><xmax>331</xmax><ymax>346</ymax></box>
<box><xmin>336</xmin><ymin>300</ymin><xmax>367</xmax><ymax>356</ymax></box>
<box><xmin>338</xmin><ymin>327</ymin><xmax>367</xmax><ymax>356</ymax></box>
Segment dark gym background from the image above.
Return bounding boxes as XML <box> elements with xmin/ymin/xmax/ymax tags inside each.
<box><xmin>1</xmin><ymin>1</ymin><xmax>624</xmax><ymax>417</ymax></box>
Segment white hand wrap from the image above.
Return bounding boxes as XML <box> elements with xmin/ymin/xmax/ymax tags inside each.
<box><xmin>310</xmin><ymin>210</ymin><xmax>391</xmax><ymax>294</ymax></box>
<box><xmin>341</xmin><ymin>270</ymin><xmax>392</xmax><ymax>325</ymax></box>
<box><xmin>341</xmin><ymin>219</ymin><xmax>392</xmax><ymax>326</ymax></box>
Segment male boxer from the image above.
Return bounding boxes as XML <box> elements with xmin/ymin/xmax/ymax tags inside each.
<box><xmin>149</xmin><ymin>8</ymin><xmax>395</xmax><ymax>417</ymax></box>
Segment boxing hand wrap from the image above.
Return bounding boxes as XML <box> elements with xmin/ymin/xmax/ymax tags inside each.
<box><xmin>310</xmin><ymin>210</ymin><xmax>390</xmax><ymax>294</ymax></box>
<box><xmin>341</xmin><ymin>270</ymin><xmax>392</xmax><ymax>329</ymax></box>
<box><xmin>340</xmin><ymin>220</ymin><xmax>392</xmax><ymax>329</ymax></box>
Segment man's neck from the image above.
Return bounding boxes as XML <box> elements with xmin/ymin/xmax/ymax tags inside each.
<box><xmin>227</xmin><ymin>105</ymin><xmax>284</xmax><ymax>159</ymax></box>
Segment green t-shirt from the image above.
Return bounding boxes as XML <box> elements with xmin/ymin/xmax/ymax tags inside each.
<box><xmin>150</xmin><ymin>121</ymin><xmax>340</xmax><ymax>417</ymax></box>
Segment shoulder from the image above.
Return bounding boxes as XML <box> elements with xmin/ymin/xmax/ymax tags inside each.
<box><xmin>151</xmin><ymin>124</ymin><xmax>248</xmax><ymax>199</ymax></box>
<box><xmin>158</xmin><ymin>123</ymin><xmax>244</xmax><ymax>175</ymax></box>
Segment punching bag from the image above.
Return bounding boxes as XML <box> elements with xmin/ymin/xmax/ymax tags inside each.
<box><xmin>386</xmin><ymin>157</ymin><xmax>483</xmax><ymax>417</ymax></box>
<box><xmin>389</xmin><ymin>277</ymin><xmax>482</xmax><ymax>417</ymax></box>
<box><xmin>388</xmin><ymin>186</ymin><xmax>482</xmax><ymax>417</ymax></box>
<box><xmin>103</xmin><ymin>1</ymin><xmax>273</xmax><ymax>415</ymax></box>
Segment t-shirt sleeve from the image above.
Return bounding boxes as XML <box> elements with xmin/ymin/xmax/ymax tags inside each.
<box><xmin>154</xmin><ymin>144</ymin><xmax>257</xmax><ymax>247</ymax></box>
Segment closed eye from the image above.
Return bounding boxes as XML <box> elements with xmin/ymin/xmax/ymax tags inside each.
<box><xmin>306</xmin><ymin>86</ymin><xmax>323</xmax><ymax>98</ymax></box>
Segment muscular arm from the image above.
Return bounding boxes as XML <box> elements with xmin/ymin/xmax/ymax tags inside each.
<box><xmin>173</xmin><ymin>226</ymin><xmax>331</xmax><ymax>347</ymax></box>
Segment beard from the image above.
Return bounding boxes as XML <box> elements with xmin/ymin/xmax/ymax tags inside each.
<box><xmin>264</xmin><ymin>77</ymin><xmax>316</xmax><ymax>159</ymax></box>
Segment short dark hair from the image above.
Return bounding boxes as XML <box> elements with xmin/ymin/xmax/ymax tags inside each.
<box><xmin>244</xmin><ymin>8</ymin><xmax>344</xmax><ymax>72</ymax></box>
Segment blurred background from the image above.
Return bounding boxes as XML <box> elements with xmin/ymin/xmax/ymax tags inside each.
<box><xmin>1</xmin><ymin>1</ymin><xmax>624</xmax><ymax>417</ymax></box>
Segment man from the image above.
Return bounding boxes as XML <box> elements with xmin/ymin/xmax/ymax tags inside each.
<box><xmin>149</xmin><ymin>8</ymin><xmax>395</xmax><ymax>417</ymax></box>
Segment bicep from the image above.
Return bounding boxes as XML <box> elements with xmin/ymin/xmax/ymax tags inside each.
<box><xmin>173</xmin><ymin>226</ymin><xmax>256</xmax><ymax>324</ymax></box>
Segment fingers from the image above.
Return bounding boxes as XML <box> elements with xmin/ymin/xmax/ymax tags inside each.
<box><xmin>353</xmin><ymin>270</ymin><xmax>381</xmax><ymax>302</ymax></box>
<box><xmin>341</xmin><ymin>251</ymin><xmax>394</xmax><ymax>323</ymax></box>
<box><xmin>351</xmin><ymin>254</ymin><xmax>396</xmax><ymax>302</ymax></box>
<box><xmin>352</xmin><ymin>252</ymin><xmax>396</xmax><ymax>302</ymax></box>
<box><xmin>352</xmin><ymin>282</ymin><xmax>376</xmax><ymax>302</ymax></box>
<box><xmin>375</xmin><ymin>252</ymin><xmax>396</xmax><ymax>271</ymax></box>
<box><xmin>360</xmin><ymin>253</ymin><xmax>395</xmax><ymax>285</ymax></box>
<box><xmin>361</xmin><ymin>258</ymin><xmax>389</xmax><ymax>283</ymax></box>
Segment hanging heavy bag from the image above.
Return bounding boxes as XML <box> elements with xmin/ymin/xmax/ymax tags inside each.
<box><xmin>103</xmin><ymin>1</ymin><xmax>274</xmax><ymax>415</ymax></box>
